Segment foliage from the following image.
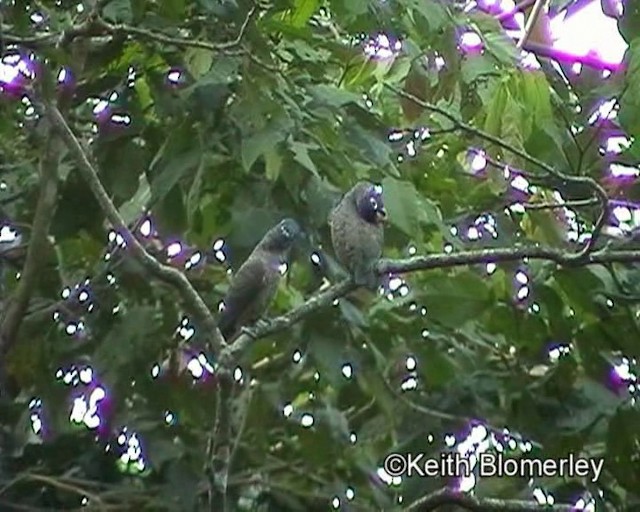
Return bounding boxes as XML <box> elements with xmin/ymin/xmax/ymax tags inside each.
<box><xmin>1</xmin><ymin>0</ymin><xmax>640</xmax><ymax>510</ymax></box>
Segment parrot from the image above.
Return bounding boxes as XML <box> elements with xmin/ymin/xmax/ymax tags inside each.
<box><xmin>217</xmin><ymin>218</ymin><xmax>302</xmax><ymax>341</ymax></box>
<box><xmin>329</xmin><ymin>181</ymin><xmax>386</xmax><ymax>290</ymax></box>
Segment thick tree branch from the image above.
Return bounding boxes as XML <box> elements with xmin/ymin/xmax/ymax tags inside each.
<box><xmin>224</xmin><ymin>246</ymin><xmax>640</xmax><ymax>353</ymax></box>
<box><xmin>218</xmin><ymin>279</ymin><xmax>355</xmax><ymax>366</ymax></box>
<box><xmin>0</xmin><ymin>132</ymin><xmax>59</xmax><ymax>361</ymax></box>
<box><xmin>405</xmin><ymin>486</ymin><xmax>573</xmax><ymax>511</ymax></box>
<box><xmin>41</xmin><ymin>101</ymin><xmax>225</xmax><ymax>353</ymax></box>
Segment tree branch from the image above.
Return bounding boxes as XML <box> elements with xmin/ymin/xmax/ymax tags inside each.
<box><xmin>0</xmin><ymin>131</ymin><xmax>59</xmax><ymax>362</ymax></box>
<box><xmin>95</xmin><ymin>4</ymin><xmax>257</xmax><ymax>52</ymax></box>
<box><xmin>223</xmin><ymin>245</ymin><xmax>640</xmax><ymax>353</ymax></box>
<box><xmin>41</xmin><ymin>101</ymin><xmax>225</xmax><ymax>353</ymax></box>
<box><xmin>5</xmin><ymin>4</ymin><xmax>257</xmax><ymax>52</ymax></box>
<box><xmin>405</xmin><ymin>486</ymin><xmax>573</xmax><ymax>511</ymax></box>
<box><xmin>385</xmin><ymin>85</ymin><xmax>611</xmax><ymax>261</ymax></box>
<box><xmin>516</xmin><ymin>0</ymin><xmax>546</xmax><ymax>49</ymax></box>
<box><xmin>218</xmin><ymin>279</ymin><xmax>355</xmax><ymax>366</ymax></box>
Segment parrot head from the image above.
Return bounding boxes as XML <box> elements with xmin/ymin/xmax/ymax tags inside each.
<box><xmin>260</xmin><ymin>218</ymin><xmax>302</xmax><ymax>252</ymax></box>
<box><xmin>354</xmin><ymin>181</ymin><xmax>387</xmax><ymax>225</ymax></box>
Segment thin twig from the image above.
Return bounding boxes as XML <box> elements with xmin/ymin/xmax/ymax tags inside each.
<box><xmin>95</xmin><ymin>5</ymin><xmax>257</xmax><ymax>51</ymax></box>
<box><xmin>386</xmin><ymin>85</ymin><xmax>610</xmax><ymax>262</ymax></box>
<box><xmin>41</xmin><ymin>101</ymin><xmax>225</xmax><ymax>353</ymax></box>
<box><xmin>522</xmin><ymin>198</ymin><xmax>598</xmax><ymax>210</ymax></box>
<box><xmin>516</xmin><ymin>0</ymin><xmax>546</xmax><ymax>49</ymax></box>
<box><xmin>0</xmin><ymin>129</ymin><xmax>60</xmax><ymax>360</ymax></box>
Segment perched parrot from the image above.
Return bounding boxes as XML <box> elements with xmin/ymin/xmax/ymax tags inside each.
<box><xmin>217</xmin><ymin>218</ymin><xmax>302</xmax><ymax>341</ymax></box>
<box><xmin>329</xmin><ymin>181</ymin><xmax>386</xmax><ymax>290</ymax></box>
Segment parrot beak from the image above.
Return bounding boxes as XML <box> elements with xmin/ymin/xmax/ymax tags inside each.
<box><xmin>376</xmin><ymin>208</ymin><xmax>387</xmax><ymax>223</ymax></box>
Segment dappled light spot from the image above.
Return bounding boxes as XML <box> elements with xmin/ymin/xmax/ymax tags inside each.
<box><xmin>177</xmin><ymin>316</ymin><xmax>196</xmax><ymax>340</ymax></box>
<box><xmin>613</xmin><ymin>358</ymin><xmax>637</xmax><ymax>383</ymax></box>
<box><xmin>458</xmin><ymin>30</ymin><xmax>483</xmax><ymax>54</ymax></box>
<box><xmin>363</xmin><ymin>33</ymin><xmax>402</xmax><ymax>59</ymax></box>
<box><xmin>345</xmin><ymin>487</ymin><xmax>355</xmax><ymax>500</ymax></box>
<box><xmin>164</xmin><ymin>410</ymin><xmax>177</xmax><ymax>425</ymax></box>
<box><xmin>400</xmin><ymin>377</ymin><xmax>417</xmax><ymax>390</ymax></box>
<box><xmin>185</xmin><ymin>250</ymin><xmax>203</xmax><ymax>270</ymax></box>
<box><xmin>532</xmin><ymin>488</ymin><xmax>554</xmax><ymax>506</ymax></box>
<box><xmin>0</xmin><ymin>54</ymin><xmax>35</xmax><ymax>93</ymax></box>
<box><xmin>111</xmin><ymin>113</ymin><xmax>131</xmax><ymax>126</ymax></box>
<box><xmin>349</xmin><ymin>432</ymin><xmax>357</xmax><ymax>444</ymax></box>
<box><xmin>29</xmin><ymin>397</ymin><xmax>44</xmax><ymax>436</ymax></box>
<box><xmin>587</xmin><ymin>98</ymin><xmax>618</xmax><ymax>125</ymax></box>
<box><xmin>310</xmin><ymin>251</ymin><xmax>321</xmax><ymax>265</ymax></box>
<box><xmin>341</xmin><ymin>364</ymin><xmax>353</xmax><ymax>379</ymax></box>
<box><xmin>573</xmin><ymin>496</ymin><xmax>596</xmax><ymax>511</ymax></box>
<box><xmin>405</xmin><ymin>356</ymin><xmax>416</xmax><ymax>371</ymax></box>
<box><xmin>166</xmin><ymin>69</ymin><xmax>185</xmax><ymax>86</ymax></box>
<box><xmin>116</xmin><ymin>428</ymin><xmax>147</xmax><ymax>474</ymax></box>
<box><xmin>166</xmin><ymin>241</ymin><xmax>182</xmax><ymax>258</ymax></box>
<box><xmin>292</xmin><ymin>349</ymin><xmax>302</xmax><ymax>363</ymax></box>
<box><xmin>139</xmin><ymin>218</ymin><xmax>153</xmax><ymax>237</ymax></box>
<box><xmin>527</xmin><ymin>302</ymin><xmax>540</xmax><ymax>314</ymax></box>
<box><xmin>376</xmin><ymin>467</ymin><xmax>401</xmax><ymax>487</ymax></box>
<box><xmin>466</xmin><ymin>148</ymin><xmax>488</xmax><ymax>174</ymax></box>
<box><xmin>70</xmin><ymin>386</ymin><xmax>106</xmax><ymax>430</ymax></box>
<box><xmin>300</xmin><ymin>413</ymin><xmax>314</xmax><ymax>427</ymax></box>
<box><xmin>233</xmin><ymin>366</ymin><xmax>243</xmax><ymax>382</ymax></box>
<box><xmin>92</xmin><ymin>98</ymin><xmax>110</xmax><ymax>117</ymax></box>
<box><xmin>331</xmin><ymin>496</ymin><xmax>340</xmax><ymax>509</ymax></box>
<box><xmin>0</xmin><ymin>224</ymin><xmax>19</xmax><ymax>242</ymax></box>
<box><xmin>548</xmin><ymin>343</ymin><xmax>571</xmax><ymax>363</ymax></box>
<box><xmin>151</xmin><ymin>363</ymin><xmax>161</xmax><ymax>379</ymax></box>
<box><xmin>283</xmin><ymin>403</ymin><xmax>293</xmax><ymax>417</ymax></box>
<box><xmin>186</xmin><ymin>353</ymin><xmax>215</xmax><ymax>379</ymax></box>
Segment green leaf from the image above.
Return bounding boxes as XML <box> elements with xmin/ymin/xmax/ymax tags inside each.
<box><xmin>483</xmin><ymin>30</ymin><xmax>518</xmax><ymax>65</ymax></box>
<box><xmin>241</xmin><ymin>120</ymin><xmax>292</xmax><ymax>172</ymax></box>
<box><xmin>309</xmin><ymin>84</ymin><xmax>363</xmax><ymax>108</ymax></box>
<box><xmin>606</xmin><ymin>408</ymin><xmax>640</xmax><ymax>490</ymax></box>
<box><xmin>102</xmin><ymin>0</ymin><xmax>133</xmax><ymax>22</ymax></box>
<box><xmin>264</xmin><ymin>147</ymin><xmax>283</xmax><ymax>181</ymax></box>
<box><xmin>184</xmin><ymin>48</ymin><xmax>214</xmax><ymax>79</ymax></box>
<box><xmin>289</xmin><ymin>140</ymin><xmax>320</xmax><ymax>176</ymax></box>
<box><xmin>381</xmin><ymin>177</ymin><xmax>442</xmax><ymax>237</ymax></box>
<box><xmin>119</xmin><ymin>172</ymin><xmax>151</xmax><ymax>225</ymax></box>
<box><xmin>149</xmin><ymin>148</ymin><xmax>201</xmax><ymax>203</ymax></box>
<box><xmin>158</xmin><ymin>0</ymin><xmax>185</xmax><ymax>19</ymax></box>
<box><xmin>289</xmin><ymin>0</ymin><xmax>319</xmax><ymax>28</ymax></box>
<box><xmin>420</xmin><ymin>271</ymin><xmax>492</xmax><ymax>327</ymax></box>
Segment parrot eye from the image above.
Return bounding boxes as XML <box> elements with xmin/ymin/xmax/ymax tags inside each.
<box><xmin>280</xmin><ymin>226</ymin><xmax>292</xmax><ymax>238</ymax></box>
<box><xmin>369</xmin><ymin>197</ymin><xmax>378</xmax><ymax>210</ymax></box>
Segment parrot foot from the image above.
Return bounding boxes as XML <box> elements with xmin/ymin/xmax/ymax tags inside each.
<box><xmin>240</xmin><ymin>326</ymin><xmax>257</xmax><ymax>339</ymax></box>
<box><xmin>255</xmin><ymin>318</ymin><xmax>271</xmax><ymax>330</ymax></box>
